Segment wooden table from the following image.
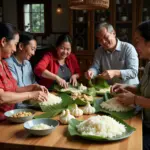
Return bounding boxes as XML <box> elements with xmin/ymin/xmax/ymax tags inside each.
<box><xmin>0</xmin><ymin>113</ymin><xmax>142</xmax><ymax>150</ymax></box>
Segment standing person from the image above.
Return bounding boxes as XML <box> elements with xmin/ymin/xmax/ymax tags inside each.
<box><xmin>5</xmin><ymin>32</ymin><xmax>37</xmax><ymax>87</ymax></box>
<box><xmin>111</xmin><ymin>21</ymin><xmax>150</xmax><ymax>150</ymax></box>
<box><xmin>34</xmin><ymin>34</ymin><xmax>81</xmax><ymax>89</ymax></box>
<box><xmin>0</xmin><ymin>22</ymin><xmax>48</xmax><ymax>121</ymax></box>
<box><xmin>85</xmin><ymin>22</ymin><xmax>139</xmax><ymax>85</ymax></box>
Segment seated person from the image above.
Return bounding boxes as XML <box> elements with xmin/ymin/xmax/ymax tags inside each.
<box><xmin>111</xmin><ymin>20</ymin><xmax>150</xmax><ymax>150</ymax></box>
<box><xmin>5</xmin><ymin>32</ymin><xmax>37</xmax><ymax>87</ymax></box>
<box><xmin>85</xmin><ymin>22</ymin><xmax>139</xmax><ymax>85</ymax></box>
<box><xmin>34</xmin><ymin>34</ymin><xmax>81</xmax><ymax>89</ymax></box>
<box><xmin>0</xmin><ymin>22</ymin><xmax>48</xmax><ymax>121</ymax></box>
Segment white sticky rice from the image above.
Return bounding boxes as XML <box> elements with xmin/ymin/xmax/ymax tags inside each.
<box><xmin>40</xmin><ymin>93</ymin><xmax>62</xmax><ymax>106</ymax></box>
<box><xmin>100</xmin><ymin>97</ymin><xmax>133</xmax><ymax>112</ymax></box>
<box><xmin>31</xmin><ymin>123</ymin><xmax>53</xmax><ymax>130</ymax></box>
<box><xmin>76</xmin><ymin>115</ymin><xmax>126</xmax><ymax>138</ymax></box>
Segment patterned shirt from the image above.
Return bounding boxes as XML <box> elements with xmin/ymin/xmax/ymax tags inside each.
<box><xmin>0</xmin><ymin>60</ymin><xmax>17</xmax><ymax>121</ymax></box>
<box><xmin>89</xmin><ymin>39</ymin><xmax>139</xmax><ymax>85</ymax></box>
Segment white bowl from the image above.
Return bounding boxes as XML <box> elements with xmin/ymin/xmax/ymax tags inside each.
<box><xmin>24</xmin><ymin>118</ymin><xmax>59</xmax><ymax>136</ymax></box>
<box><xmin>4</xmin><ymin>109</ymin><xmax>35</xmax><ymax>123</ymax></box>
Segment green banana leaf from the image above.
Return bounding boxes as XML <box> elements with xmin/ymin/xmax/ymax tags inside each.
<box><xmin>88</xmin><ymin>77</ymin><xmax>109</xmax><ymax>88</ymax></box>
<box><xmin>68</xmin><ymin>116</ymin><xmax>136</xmax><ymax>141</ymax></box>
<box><xmin>34</xmin><ymin>92</ymin><xmax>96</xmax><ymax>119</ymax></box>
<box><xmin>53</xmin><ymin>84</ymin><xmax>73</xmax><ymax>94</ymax></box>
<box><xmin>93</xmin><ymin>93</ymin><xmax>139</xmax><ymax>120</ymax></box>
<box><xmin>88</xmin><ymin>78</ymin><xmax>110</xmax><ymax>95</ymax></box>
<box><xmin>34</xmin><ymin>93</ymin><xmax>75</xmax><ymax>119</ymax></box>
<box><xmin>54</xmin><ymin>83</ymin><xmax>95</xmax><ymax>96</ymax></box>
<box><xmin>34</xmin><ymin>107</ymin><xmax>63</xmax><ymax>119</ymax></box>
<box><xmin>82</xmin><ymin>87</ymin><xmax>96</xmax><ymax>97</ymax></box>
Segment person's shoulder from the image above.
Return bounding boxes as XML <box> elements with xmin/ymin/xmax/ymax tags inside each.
<box><xmin>43</xmin><ymin>52</ymin><xmax>55</xmax><ymax>58</ymax></box>
<box><xmin>95</xmin><ymin>46</ymin><xmax>103</xmax><ymax>55</ymax></box>
<box><xmin>120</xmin><ymin>40</ymin><xmax>135</xmax><ymax>49</ymax></box>
<box><xmin>24</xmin><ymin>60</ymin><xmax>31</xmax><ymax>65</ymax></box>
<box><xmin>5</xmin><ymin>56</ymin><xmax>14</xmax><ymax>63</ymax></box>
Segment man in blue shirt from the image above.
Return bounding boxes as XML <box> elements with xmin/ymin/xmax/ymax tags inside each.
<box><xmin>5</xmin><ymin>55</ymin><xmax>37</xmax><ymax>87</ymax></box>
<box><xmin>85</xmin><ymin>22</ymin><xmax>139</xmax><ymax>85</ymax></box>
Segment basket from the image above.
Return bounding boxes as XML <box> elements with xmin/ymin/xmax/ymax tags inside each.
<box><xmin>69</xmin><ymin>0</ymin><xmax>109</xmax><ymax>10</ymax></box>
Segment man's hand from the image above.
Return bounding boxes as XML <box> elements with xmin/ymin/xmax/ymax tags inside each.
<box><xmin>99</xmin><ymin>70</ymin><xmax>121</xmax><ymax>80</ymax></box>
<box><xmin>85</xmin><ymin>70</ymin><xmax>94</xmax><ymax>80</ymax></box>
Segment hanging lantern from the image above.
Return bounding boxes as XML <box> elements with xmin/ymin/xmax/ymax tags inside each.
<box><xmin>69</xmin><ymin>0</ymin><xmax>109</xmax><ymax>10</ymax></box>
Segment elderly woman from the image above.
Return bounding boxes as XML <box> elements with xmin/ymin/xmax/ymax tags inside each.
<box><xmin>34</xmin><ymin>34</ymin><xmax>81</xmax><ymax>89</ymax></box>
<box><xmin>0</xmin><ymin>23</ymin><xmax>48</xmax><ymax>121</ymax></box>
<box><xmin>111</xmin><ymin>20</ymin><xmax>150</xmax><ymax>150</ymax></box>
<box><xmin>5</xmin><ymin>32</ymin><xmax>37</xmax><ymax>87</ymax></box>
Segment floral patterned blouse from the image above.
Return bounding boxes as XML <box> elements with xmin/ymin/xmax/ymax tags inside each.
<box><xmin>0</xmin><ymin>60</ymin><xmax>17</xmax><ymax>121</ymax></box>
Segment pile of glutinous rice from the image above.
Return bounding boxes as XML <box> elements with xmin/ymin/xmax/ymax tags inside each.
<box><xmin>100</xmin><ymin>97</ymin><xmax>133</xmax><ymax>112</ymax></box>
<box><xmin>40</xmin><ymin>93</ymin><xmax>62</xmax><ymax>106</ymax></box>
<box><xmin>76</xmin><ymin>115</ymin><xmax>126</xmax><ymax>138</ymax></box>
<box><xmin>31</xmin><ymin>123</ymin><xmax>53</xmax><ymax>130</ymax></box>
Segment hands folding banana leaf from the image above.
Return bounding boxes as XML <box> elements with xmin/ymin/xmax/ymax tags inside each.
<box><xmin>93</xmin><ymin>92</ymin><xmax>141</xmax><ymax>120</ymax></box>
<box><xmin>88</xmin><ymin>78</ymin><xmax>110</xmax><ymax>95</ymax></box>
<box><xmin>54</xmin><ymin>83</ymin><xmax>96</xmax><ymax>96</ymax></box>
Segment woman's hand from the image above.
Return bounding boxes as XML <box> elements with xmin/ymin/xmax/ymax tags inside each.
<box><xmin>32</xmin><ymin>84</ymin><xmax>48</xmax><ymax>94</ymax></box>
<box><xmin>55</xmin><ymin>76</ymin><xmax>68</xmax><ymax>88</ymax></box>
<box><xmin>70</xmin><ymin>74</ymin><xmax>78</xmax><ymax>87</ymax></box>
<box><xmin>111</xmin><ymin>83</ymin><xmax>128</xmax><ymax>93</ymax></box>
<box><xmin>115</xmin><ymin>89</ymin><xmax>135</xmax><ymax>106</ymax></box>
<box><xmin>30</xmin><ymin>91</ymin><xmax>48</xmax><ymax>102</ymax></box>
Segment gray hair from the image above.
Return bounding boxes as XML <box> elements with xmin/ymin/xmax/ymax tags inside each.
<box><xmin>96</xmin><ymin>22</ymin><xmax>114</xmax><ymax>33</ymax></box>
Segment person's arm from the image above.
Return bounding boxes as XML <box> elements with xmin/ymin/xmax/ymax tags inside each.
<box><xmin>135</xmin><ymin>95</ymin><xmax>150</xmax><ymax>108</ymax></box>
<box><xmin>120</xmin><ymin>44</ymin><xmax>139</xmax><ymax>81</ymax></box>
<box><xmin>16</xmin><ymin>84</ymin><xmax>36</xmax><ymax>93</ymax></box>
<box><xmin>0</xmin><ymin>89</ymin><xmax>31</xmax><ymax>104</ymax></box>
<box><xmin>41</xmin><ymin>69</ymin><xmax>58</xmax><ymax>80</ymax></box>
<box><xmin>111</xmin><ymin>83</ymin><xmax>138</xmax><ymax>94</ymax></box>
<box><xmin>34</xmin><ymin>52</ymin><xmax>51</xmax><ymax>77</ymax></box>
<box><xmin>126</xmin><ymin>85</ymin><xmax>138</xmax><ymax>94</ymax></box>
<box><xmin>88</xmin><ymin>48</ymin><xmax>102</xmax><ymax>77</ymax></box>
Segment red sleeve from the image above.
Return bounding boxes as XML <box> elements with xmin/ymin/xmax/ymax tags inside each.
<box><xmin>34</xmin><ymin>52</ymin><xmax>51</xmax><ymax>77</ymax></box>
<box><xmin>0</xmin><ymin>79</ymin><xmax>4</xmax><ymax>90</ymax></box>
<box><xmin>71</xmin><ymin>54</ymin><xmax>81</xmax><ymax>76</ymax></box>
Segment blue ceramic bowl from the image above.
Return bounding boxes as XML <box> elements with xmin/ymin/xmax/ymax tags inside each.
<box><xmin>4</xmin><ymin>109</ymin><xmax>35</xmax><ymax>123</ymax></box>
<box><xmin>24</xmin><ymin>118</ymin><xmax>59</xmax><ymax>136</ymax></box>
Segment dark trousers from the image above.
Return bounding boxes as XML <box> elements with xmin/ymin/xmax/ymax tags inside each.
<box><xmin>143</xmin><ymin>124</ymin><xmax>150</xmax><ymax>150</ymax></box>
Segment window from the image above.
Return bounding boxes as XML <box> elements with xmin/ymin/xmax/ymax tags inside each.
<box><xmin>17</xmin><ymin>0</ymin><xmax>51</xmax><ymax>35</ymax></box>
<box><xmin>24</xmin><ymin>4</ymin><xmax>44</xmax><ymax>33</ymax></box>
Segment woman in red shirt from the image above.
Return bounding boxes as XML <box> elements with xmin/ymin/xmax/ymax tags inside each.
<box><xmin>34</xmin><ymin>34</ymin><xmax>81</xmax><ymax>89</ymax></box>
<box><xmin>0</xmin><ymin>23</ymin><xmax>48</xmax><ymax>121</ymax></box>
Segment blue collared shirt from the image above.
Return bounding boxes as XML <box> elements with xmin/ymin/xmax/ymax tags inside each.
<box><xmin>5</xmin><ymin>56</ymin><xmax>37</xmax><ymax>87</ymax></box>
<box><xmin>89</xmin><ymin>39</ymin><xmax>139</xmax><ymax>85</ymax></box>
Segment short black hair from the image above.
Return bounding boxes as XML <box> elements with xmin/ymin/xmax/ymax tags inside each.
<box><xmin>56</xmin><ymin>34</ymin><xmax>72</xmax><ymax>47</ymax></box>
<box><xmin>0</xmin><ymin>22</ymin><xmax>18</xmax><ymax>41</ymax></box>
<box><xmin>19</xmin><ymin>32</ymin><xmax>36</xmax><ymax>46</ymax></box>
<box><xmin>136</xmin><ymin>21</ymin><xmax>150</xmax><ymax>42</ymax></box>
